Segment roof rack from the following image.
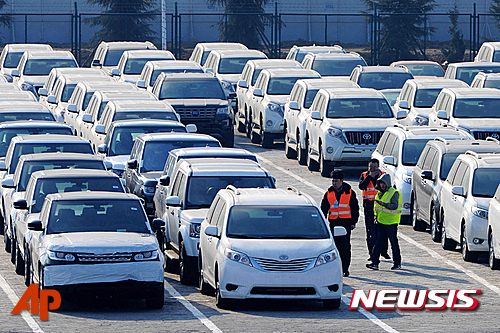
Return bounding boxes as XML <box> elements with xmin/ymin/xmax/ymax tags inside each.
<box><xmin>226</xmin><ymin>185</ymin><xmax>240</xmax><ymax>195</ymax></box>
<box><xmin>486</xmin><ymin>137</ymin><xmax>500</xmax><ymax>144</ymax></box>
<box><xmin>287</xmin><ymin>186</ymin><xmax>301</xmax><ymax>195</ymax></box>
<box><xmin>434</xmin><ymin>136</ymin><xmax>450</xmax><ymax>144</ymax></box>
<box><xmin>465</xmin><ymin>150</ymin><xmax>481</xmax><ymax>159</ymax></box>
<box><xmin>394</xmin><ymin>124</ymin><xmax>408</xmax><ymax>131</ymax></box>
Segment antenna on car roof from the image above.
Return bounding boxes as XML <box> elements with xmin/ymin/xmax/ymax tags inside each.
<box><xmin>287</xmin><ymin>186</ymin><xmax>301</xmax><ymax>195</ymax></box>
<box><xmin>226</xmin><ymin>185</ymin><xmax>240</xmax><ymax>195</ymax></box>
<box><xmin>434</xmin><ymin>137</ymin><xmax>450</xmax><ymax>144</ymax></box>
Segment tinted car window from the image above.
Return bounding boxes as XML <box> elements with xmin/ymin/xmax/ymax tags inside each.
<box><xmin>457</xmin><ymin>67</ymin><xmax>500</xmax><ymax>85</ymax></box>
<box><xmin>312</xmin><ymin>59</ymin><xmax>366</xmax><ymax>76</ymax></box>
<box><xmin>159</xmin><ymin>79</ymin><xmax>226</xmax><ymax>100</ymax></box>
<box><xmin>453</xmin><ymin>98</ymin><xmax>500</xmax><ymax>118</ymax></box>
<box><xmin>0</xmin><ymin>127</ymin><xmax>72</xmax><ymax>157</ymax></box>
<box><xmin>23</xmin><ymin>59</ymin><xmax>77</xmax><ymax>75</ymax></box>
<box><xmin>113</xmin><ymin>111</ymin><xmax>178</xmax><ymax>122</ymax></box>
<box><xmin>218</xmin><ymin>58</ymin><xmax>257</xmax><ymax>74</ymax></box>
<box><xmin>472</xmin><ymin>168</ymin><xmax>500</xmax><ymax>197</ymax></box>
<box><xmin>61</xmin><ymin>84</ymin><xmax>77</xmax><ymax>102</ymax></box>
<box><xmin>358</xmin><ymin>72</ymin><xmax>413</xmax><ymax>90</ymax></box>
<box><xmin>151</xmin><ymin>68</ymin><xmax>203</xmax><ymax>86</ymax></box>
<box><xmin>381</xmin><ymin>91</ymin><xmax>400</xmax><ymax>106</ymax></box>
<box><xmin>103</xmin><ymin>50</ymin><xmax>126</xmax><ymax>66</ymax></box>
<box><xmin>267</xmin><ymin>77</ymin><xmax>304</xmax><ymax>95</ymax></box>
<box><xmin>414</xmin><ymin>89</ymin><xmax>441</xmax><ymax>108</ymax></box>
<box><xmin>0</xmin><ymin>112</ymin><xmax>55</xmax><ymax>123</ymax></box>
<box><xmin>404</xmin><ymin>64</ymin><xmax>444</xmax><ymax>77</ymax></box>
<box><xmin>3</xmin><ymin>52</ymin><xmax>23</xmax><ymax>68</ymax></box>
<box><xmin>440</xmin><ymin>153</ymin><xmax>460</xmax><ymax>179</ymax></box>
<box><xmin>484</xmin><ymin>80</ymin><xmax>500</xmax><ymax>89</ymax></box>
<box><xmin>327</xmin><ymin>98</ymin><xmax>393</xmax><ymax>118</ymax></box>
<box><xmin>402</xmin><ymin>139</ymin><xmax>431</xmax><ymax>166</ymax></box>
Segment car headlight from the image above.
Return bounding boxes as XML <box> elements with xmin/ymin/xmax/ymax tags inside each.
<box><xmin>4</xmin><ymin>74</ymin><xmax>12</xmax><ymax>83</ymax></box>
<box><xmin>141</xmin><ymin>185</ymin><xmax>156</xmax><ymax>195</ymax></box>
<box><xmin>221</xmin><ymin>80</ymin><xmax>235</xmax><ymax>93</ymax></box>
<box><xmin>112</xmin><ymin>168</ymin><xmax>124</xmax><ymax>177</ymax></box>
<box><xmin>224</xmin><ymin>248</ymin><xmax>252</xmax><ymax>267</ymax></box>
<box><xmin>471</xmin><ymin>206</ymin><xmax>488</xmax><ymax>219</ymax></box>
<box><xmin>402</xmin><ymin>174</ymin><xmax>412</xmax><ymax>184</ymax></box>
<box><xmin>314</xmin><ymin>249</ymin><xmax>338</xmax><ymax>267</ymax></box>
<box><xmin>134</xmin><ymin>250</ymin><xmax>159</xmax><ymax>261</ymax></box>
<box><xmin>48</xmin><ymin>250</ymin><xmax>76</xmax><ymax>262</ymax></box>
<box><xmin>216</xmin><ymin>106</ymin><xmax>230</xmax><ymax>115</ymax></box>
<box><xmin>414</xmin><ymin>116</ymin><xmax>429</xmax><ymax>126</ymax></box>
<box><xmin>20</xmin><ymin>82</ymin><xmax>34</xmax><ymax>92</ymax></box>
<box><xmin>327</xmin><ymin>127</ymin><xmax>346</xmax><ymax>143</ymax></box>
<box><xmin>190</xmin><ymin>223</ymin><xmax>201</xmax><ymax>238</ymax></box>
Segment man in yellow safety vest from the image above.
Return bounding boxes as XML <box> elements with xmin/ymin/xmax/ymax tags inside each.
<box><xmin>366</xmin><ymin>173</ymin><xmax>402</xmax><ymax>270</ymax></box>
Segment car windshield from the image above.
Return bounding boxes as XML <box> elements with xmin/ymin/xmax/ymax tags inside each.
<box><xmin>83</xmin><ymin>92</ymin><xmax>93</xmax><ymax>110</ymax></box>
<box><xmin>3</xmin><ymin>52</ymin><xmax>23</xmax><ymax>68</ymax></box>
<box><xmin>251</xmin><ymin>69</ymin><xmax>263</xmax><ymax>86</ymax></box>
<box><xmin>18</xmin><ymin>160</ymin><xmax>105</xmax><ymax>191</ymax></box>
<box><xmin>457</xmin><ymin>67</ymin><xmax>500</xmax><ymax>85</ymax></box>
<box><xmin>103</xmin><ymin>50</ymin><xmax>126</xmax><ymax>66</ymax></box>
<box><xmin>381</xmin><ymin>91</ymin><xmax>400</xmax><ymax>106</ymax></box>
<box><xmin>440</xmin><ymin>153</ymin><xmax>460</xmax><ymax>179</ymax></box>
<box><xmin>219</xmin><ymin>58</ymin><xmax>256</xmax><ymax>74</ymax></box>
<box><xmin>494</xmin><ymin>52</ymin><xmax>500</xmax><ymax>62</ymax></box>
<box><xmin>96</xmin><ymin>102</ymin><xmax>107</xmax><ymax>121</ymax></box>
<box><xmin>304</xmin><ymin>89</ymin><xmax>320</xmax><ymax>108</ymax></box>
<box><xmin>0</xmin><ymin>128</ymin><xmax>72</xmax><ymax>157</ymax></box>
<box><xmin>404</xmin><ymin>64</ymin><xmax>444</xmax><ymax>77</ymax></box>
<box><xmin>141</xmin><ymin>140</ymin><xmax>220</xmax><ymax>172</ymax></box>
<box><xmin>159</xmin><ymin>79</ymin><xmax>226</xmax><ymax>100</ymax></box>
<box><xmin>10</xmin><ymin>142</ymin><xmax>93</xmax><ymax>174</ymax></box>
<box><xmin>108</xmin><ymin>126</ymin><xmax>187</xmax><ymax>156</ymax></box>
<box><xmin>23</xmin><ymin>59</ymin><xmax>77</xmax><ymax>75</ymax></box>
<box><xmin>267</xmin><ymin>77</ymin><xmax>304</xmax><ymax>95</ymax></box>
<box><xmin>226</xmin><ymin>206</ymin><xmax>330</xmax><ymax>239</ymax></box>
<box><xmin>484</xmin><ymin>80</ymin><xmax>500</xmax><ymax>89</ymax></box>
<box><xmin>47</xmin><ymin>199</ymin><xmax>149</xmax><ymax>234</ymax></box>
<box><xmin>31</xmin><ymin>177</ymin><xmax>123</xmax><ymax>213</ymax></box>
<box><xmin>61</xmin><ymin>83</ymin><xmax>76</xmax><ymax>102</ymax></box>
<box><xmin>125</xmin><ymin>59</ymin><xmax>165</xmax><ymax>74</ymax></box>
<box><xmin>453</xmin><ymin>98</ymin><xmax>500</xmax><ymax>118</ymax></box>
<box><xmin>472</xmin><ymin>168</ymin><xmax>500</xmax><ymax>197</ymax></box>
<box><xmin>296</xmin><ymin>49</ymin><xmax>344</xmax><ymax>63</ymax></box>
<box><xmin>151</xmin><ymin>68</ymin><xmax>203</xmax><ymax>86</ymax></box>
<box><xmin>312</xmin><ymin>59</ymin><xmax>366</xmax><ymax>76</ymax></box>
<box><xmin>0</xmin><ymin>112</ymin><xmax>55</xmax><ymax>123</ymax></box>
<box><xmin>326</xmin><ymin>98</ymin><xmax>394</xmax><ymax>118</ymax></box>
<box><xmin>358</xmin><ymin>72</ymin><xmax>413</xmax><ymax>90</ymax></box>
<box><xmin>113</xmin><ymin>111</ymin><xmax>178</xmax><ymax>122</ymax></box>
<box><xmin>186</xmin><ymin>176</ymin><xmax>274</xmax><ymax>209</ymax></box>
<box><xmin>413</xmin><ymin>89</ymin><xmax>441</xmax><ymax>108</ymax></box>
<box><xmin>201</xmin><ymin>51</ymin><xmax>211</xmax><ymax>66</ymax></box>
<box><xmin>402</xmin><ymin>139</ymin><xmax>430</xmax><ymax>166</ymax></box>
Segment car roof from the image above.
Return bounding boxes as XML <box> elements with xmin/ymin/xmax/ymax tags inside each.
<box><xmin>169</xmin><ymin>147</ymin><xmax>256</xmax><ymax>159</ymax></box>
<box><xmin>108</xmin><ymin>100</ymin><xmax>173</xmax><ymax>111</ymax></box>
<box><xmin>101</xmin><ymin>41</ymin><xmax>156</xmax><ymax>51</ymax></box>
<box><xmin>391</xmin><ymin>60</ymin><xmax>441</xmax><ymax>66</ymax></box>
<box><xmin>49</xmin><ymin>68</ymin><xmax>106</xmax><ymax>76</ymax></box>
<box><xmin>11</xmin><ymin>134</ymin><xmax>89</xmax><ymax>143</ymax></box>
<box><xmin>57</xmin><ymin>75</ymin><xmax>113</xmax><ymax>85</ymax></box>
<box><xmin>110</xmin><ymin>119</ymin><xmax>184</xmax><ymax>128</ymax></box>
<box><xmin>249</xmin><ymin>59</ymin><xmax>301</xmax><ymax>69</ymax></box>
<box><xmin>0</xmin><ymin>101</ymin><xmax>49</xmax><ymax>111</ymax></box>
<box><xmin>5</xmin><ymin>44</ymin><xmax>52</xmax><ymax>52</ymax></box>
<box><xmin>299</xmin><ymin>77</ymin><xmax>359</xmax><ymax>89</ymax></box>
<box><xmin>122</xmin><ymin>50</ymin><xmax>175</xmax><ymax>59</ymax></box>
<box><xmin>358</xmin><ymin>66</ymin><xmax>411</xmax><ymax>73</ymax></box>
<box><xmin>0</xmin><ymin>83</ymin><xmax>19</xmax><ymax>90</ymax></box>
<box><xmin>449</xmin><ymin>62</ymin><xmax>500</xmax><ymax>68</ymax></box>
<box><xmin>482</xmin><ymin>42</ymin><xmax>500</xmax><ymax>50</ymax></box>
<box><xmin>212</xmin><ymin>49</ymin><xmax>267</xmax><ymax>58</ymax></box>
<box><xmin>263</xmin><ymin>68</ymin><xmax>320</xmax><ymax>78</ymax></box>
<box><xmin>148</xmin><ymin>60</ymin><xmax>202</xmax><ymax>70</ymax></box>
<box><xmin>198</xmin><ymin>42</ymin><xmax>248</xmax><ymax>51</ymax></box>
<box><xmin>429</xmin><ymin>138</ymin><xmax>500</xmax><ymax>153</ymax></box>
<box><xmin>98</xmin><ymin>90</ymin><xmax>156</xmax><ymax>100</ymax></box>
<box><xmin>31</xmin><ymin>169</ymin><xmax>118</xmax><ymax>180</ymax></box>
<box><xmin>0</xmin><ymin>120</ymin><xmax>69</xmax><ymax>128</ymax></box>
<box><xmin>24</xmin><ymin>50</ymin><xmax>75</xmax><ymax>60</ymax></box>
<box><xmin>408</xmin><ymin>78</ymin><xmax>468</xmax><ymax>88</ymax></box>
<box><xmin>0</xmin><ymin>91</ymin><xmax>36</xmax><ymax>100</ymax></box>
<box><xmin>137</xmin><ymin>132</ymin><xmax>218</xmax><ymax>142</ymax></box>
<box><xmin>442</xmin><ymin>87</ymin><xmax>500</xmax><ymax>98</ymax></box>
<box><xmin>178</xmin><ymin>158</ymin><xmax>269</xmax><ymax>176</ymax></box>
<box><xmin>389</xmin><ymin>125</ymin><xmax>473</xmax><ymax>140</ymax></box>
<box><xmin>161</xmin><ymin>72</ymin><xmax>217</xmax><ymax>80</ymax></box>
<box><xmin>18</xmin><ymin>152</ymin><xmax>103</xmax><ymax>162</ymax></box>
<box><xmin>46</xmin><ymin>191</ymin><xmax>138</xmax><ymax>202</ymax></box>
<box><xmin>476</xmin><ymin>72</ymin><xmax>500</xmax><ymax>80</ymax></box>
<box><xmin>76</xmin><ymin>81</ymin><xmax>137</xmax><ymax>90</ymax></box>
<box><xmin>222</xmin><ymin>188</ymin><xmax>315</xmax><ymax>206</ymax></box>
<box><xmin>322</xmin><ymin>87</ymin><xmax>382</xmax><ymax>98</ymax></box>
<box><xmin>307</xmin><ymin>52</ymin><xmax>364</xmax><ymax>60</ymax></box>
<box><xmin>459</xmin><ymin>152</ymin><xmax>500</xmax><ymax>168</ymax></box>
<box><xmin>292</xmin><ymin>45</ymin><xmax>344</xmax><ymax>52</ymax></box>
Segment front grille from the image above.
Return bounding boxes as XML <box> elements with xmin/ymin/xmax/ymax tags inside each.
<box><xmin>253</xmin><ymin>257</ymin><xmax>314</xmax><ymax>272</ymax></box>
<box><xmin>77</xmin><ymin>253</ymin><xmax>133</xmax><ymax>263</ymax></box>
<box><xmin>174</xmin><ymin>107</ymin><xmax>217</xmax><ymax>121</ymax></box>
<box><xmin>472</xmin><ymin>131</ymin><xmax>500</xmax><ymax>140</ymax></box>
<box><xmin>344</xmin><ymin>131</ymin><xmax>384</xmax><ymax>145</ymax></box>
<box><xmin>250</xmin><ymin>287</ymin><xmax>316</xmax><ymax>295</ymax></box>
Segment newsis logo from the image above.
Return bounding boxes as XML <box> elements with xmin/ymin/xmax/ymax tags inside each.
<box><xmin>349</xmin><ymin>289</ymin><xmax>481</xmax><ymax>311</ymax></box>
<box><xmin>11</xmin><ymin>284</ymin><xmax>61</xmax><ymax>320</ymax></box>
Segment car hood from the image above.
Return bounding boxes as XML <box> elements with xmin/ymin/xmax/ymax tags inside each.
<box><xmin>227</xmin><ymin>238</ymin><xmax>334</xmax><ymax>260</ymax></box>
<box><xmin>266</xmin><ymin>95</ymin><xmax>289</xmax><ymax>105</ymax></box>
<box><xmin>167</xmin><ymin>99</ymin><xmax>228</xmax><ymax>107</ymax></box>
<box><xmin>181</xmin><ymin>208</ymin><xmax>209</xmax><ymax>224</ymax></box>
<box><xmin>325</xmin><ymin>118</ymin><xmax>397</xmax><ymax>130</ymax></box>
<box><xmin>452</xmin><ymin>118</ymin><xmax>500</xmax><ymax>131</ymax></box>
<box><xmin>217</xmin><ymin>74</ymin><xmax>241</xmax><ymax>84</ymax></box>
<box><xmin>473</xmin><ymin>197</ymin><xmax>492</xmax><ymax>211</ymax></box>
<box><xmin>43</xmin><ymin>232</ymin><xmax>158</xmax><ymax>253</ymax></box>
<box><xmin>105</xmin><ymin>155</ymin><xmax>129</xmax><ymax>170</ymax></box>
<box><xmin>21</xmin><ymin>75</ymin><xmax>49</xmax><ymax>86</ymax></box>
<box><xmin>412</xmin><ymin>107</ymin><xmax>432</xmax><ymax>117</ymax></box>
<box><xmin>121</xmin><ymin>74</ymin><xmax>141</xmax><ymax>84</ymax></box>
<box><xmin>139</xmin><ymin>171</ymin><xmax>163</xmax><ymax>181</ymax></box>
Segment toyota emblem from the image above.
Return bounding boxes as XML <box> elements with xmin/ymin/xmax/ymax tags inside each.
<box><xmin>363</xmin><ymin>133</ymin><xmax>372</xmax><ymax>140</ymax></box>
<box><xmin>279</xmin><ymin>254</ymin><xmax>289</xmax><ymax>261</ymax></box>
<box><xmin>492</xmin><ymin>133</ymin><xmax>500</xmax><ymax>139</ymax></box>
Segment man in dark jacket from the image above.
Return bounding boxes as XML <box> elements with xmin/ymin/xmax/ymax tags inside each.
<box><xmin>321</xmin><ymin>170</ymin><xmax>359</xmax><ymax>277</ymax></box>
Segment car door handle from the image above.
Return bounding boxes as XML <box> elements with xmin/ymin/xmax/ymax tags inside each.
<box><xmin>452</xmin><ymin>196</ymin><xmax>456</xmax><ymax>202</ymax></box>
<box><xmin>170</xmin><ymin>211</ymin><xmax>174</xmax><ymax>215</ymax></box>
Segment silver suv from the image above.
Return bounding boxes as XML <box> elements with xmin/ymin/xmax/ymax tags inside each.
<box><xmin>301</xmin><ymin>52</ymin><xmax>367</xmax><ymax>77</ymax></box>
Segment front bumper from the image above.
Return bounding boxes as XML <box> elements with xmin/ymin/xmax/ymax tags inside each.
<box><xmin>262</xmin><ymin>111</ymin><xmax>284</xmax><ymax>134</ymax></box>
<box><xmin>323</xmin><ymin>138</ymin><xmax>376</xmax><ymax>164</ymax></box>
<box><xmin>50</xmin><ymin>280</ymin><xmax>164</xmax><ymax>299</ymax></box>
<box><xmin>467</xmin><ymin>216</ymin><xmax>488</xmax><ymax>252</ymax></box>
<box><xmin>190</xmin><ymin>114</ymin><xmax>234</xmax><ymax>145</ymax></box>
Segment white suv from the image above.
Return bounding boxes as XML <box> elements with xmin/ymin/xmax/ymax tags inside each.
<box><xmin>198</xmin><ymin>187</ymin><xmax>346</xmax><ymax>309</ymax></box>
<box><xmin>301</xmin><ymin>52</ymin><xmax>367</xmax><ymax>77</ymax></box>
<box><xmin>488</xmin><ymin>184</ymin><xmax>500</xmax><ymax>269</ymax></box>
<box><xmin>111</xmin><ymin>50</ymin><xmax>175</xmax><ymax>84</ymax></box>
<box><xmin>441</xmin><ymin>152</ymin><xmax>500</xmax><ymax>262</ymax></box>
<box><xmin>372</xmin><ymin>125</ymin><xmax>473</xmax><ymax>223</ymax></box>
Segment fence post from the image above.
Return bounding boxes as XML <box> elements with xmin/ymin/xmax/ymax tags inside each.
<box><xmin>174</xmin><ymin>2</ymin><xmax>178</xmax><ymax>59</ymax></box>
<box><xmin>473</xmin><ymin>3</ymin><xmax>477</xmax><ymax>58</ymax></box>
<box><xmin>78</xmin><ymin>14</ymin><xmax>82</xmax><ymax>64</ymax></box>
<box><xmin>423</xmin><ymin>14</ymin><xmax>427</xmax><ymax>60</ymax></box>
<box><xmin>275</xmin><ymin>2</ymin><xmax>278</xmax><ymax>58</ymax></box>
<box><xmin>469</xmin><ymin>14</ymin><xmax>473</xmax><ymax>61</ymax></box>
<box><xmin>74</xmin><ymin>2</ymin><xmax>78</xmax><ymax>63</ymax></box>
<box><xmin>71</xmin><ymin>11</ymin><xmax>74</xmax><ymax>55</ymax></box>
<box><xmin>178</xmin><ymin>14</ymin><xmax>182</xmax><ymax>59</ymax></box>
<box><xmin>324</xmin><ymin>14</ymin><xmax>327</xmax><ymax>46</ymax></box>
<box><xmin>373</xmin><ymin>3</ymin><xmax>378</xmax><ymax>65</ymax></box>
<box><xmin>224</xmin><ymin>14</ymin><xmax>228</xmax><ymax>42</ymax></box>
<box><xmin>24</xmin><ymin>15</ymin><xmax>27</xmax><ymax>43</ymax></box>
<box><xmin>278</xmin><ymin>13</ymin><xmax>282</xmax><ymax>58</ymax></box>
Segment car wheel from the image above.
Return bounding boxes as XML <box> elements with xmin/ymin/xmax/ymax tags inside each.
<box><xmin>237</xmin><ymin>118</ymin><xmax>246</xmax><ymax>133</ymax></box>
<box><xmin>145</xmin><ymin>284</ymin><xmax>165</xmax><ymax>309</ymax></box>
<box><xmin>38</xmin><ymin>265</ymin><xmax>44</xmax><ymax>289</ymax></box>
<box><xmin>297</xmin><ymin>135</ymin><xmax>307</xmax><ymax>165</ymax></box>
<box><xmin>179</xmin><ymin>241</ymin><xmax>197</xmax><ymax>285</ymax></box>
<box><xmin>15</xmin><ymin>243</ymin><xmax>24</xmax><ymax>275</ymax></box>
<box><xmin>4</xmin><ymin>225</ymin><xmax>11</xmax><ymax>253</ymax></box>
<box><xmin>10</xmin><ymin>235</ymin><xmax>16</xmax><ymax>264</ymax></box>
<box><xmin>198</xmin><ymin>262</ymin><xmax>214</xmax><ymax>296</ymax></box>
<box><xmin>441</xmin><ymin>217</ymin><xmax>457</xmax><ymax>250</ymax></box>
<box><xmin>307</xmin><ymin>139</ymin><xmax>319</xmax><ymax>171</ymax></box>
<box><xmin>215</xmin><ymin>279</ymin><xmax>231</xmax><ymax>309</ymax></box>
<box><xmin>24</xmin><ymin>250</ymin><xmax>30</xmax><ymax>287</ymax></box>
<box><xmin>323</xmin><ymin>299</ymin><xmax>341</xmax><ymax>309</ymax></box>
<box><xmin>489</xmin><ymin>232</ymin><xmax>500</xmax><ymax>270</ymax></box>
<box><xmin>461</xmin><ymin>224</ymin><xmax>478</xmax><ymax>262</ymax></box>
<box><xmin>319</xmin><ymin>144</ymin><xmax>333</xmax><ymax>178</ymax></box>
<box><xmin>430</xmin><ymin>207</ymin><xmax>441</xmax><ymax>243</ymax></box>
<box><xmin>285</xmin><ymin>131</ymin><xmax>297</xmax><ymax>159</ymax></box>
<box><xmin>0</xmin><ymin>213</ymin><xmax>4</xmax><ymax>235</ymax></box>
<box><xmin>246</xmin><ymin>114</ymin><xmax>252</xmax><ymax>139</ymax></box>
<box><xmin>411</xmin><ymin>197</ymin><xmax>426</xmax><ymax>231</ymax></box>
<box><xmin>260</xmin><ymin>120</ymin><xmax>273</xmax><ymax>148</ymax></box>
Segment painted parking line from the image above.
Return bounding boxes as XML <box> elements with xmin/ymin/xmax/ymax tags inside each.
<box><xmin>164</xmin><ymin>279</ymin><xmax>223</xmax><ymax>333</ymax></box>
<box><xmin>0</xmin><ymin>274</ymin><xmax>43</xmax><ymax>333</ymax></box>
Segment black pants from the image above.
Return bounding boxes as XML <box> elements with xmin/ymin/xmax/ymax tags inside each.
<box><xmin>364</xmin><ymin>200</ymin><xmax>388</xmax><ymax>257</ymax></box>
<box><xmin>329</xmin><ymin>219</ymin><xmax>352</xmax><ymax>274</ymax></box>
<box><xmin>371</xmin><ymin>223</ymin><xmax>401</xmax><ymax>266</ymax></box>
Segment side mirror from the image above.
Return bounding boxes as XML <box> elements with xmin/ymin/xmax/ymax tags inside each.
<box><xmin>451</xmin><ymin>186</ymin><xmax>465</xmax><ymax>197</ymax></box>
<box><xmin>204</xmin><ymin>225</ymin><xmax>218</xmax><ymax>237</ymax></box>
<box><xmin>228</xmin><ymin>92</ymin><xmax>236</xmax><ymax>99</ymax></box>
<box><xmin>237</xmin><ymin>80</ymin><xmax>247</xmax><ymax>88</ymax></box>
<box><xmin>11</xmin><ymin>69</ymin><xmax>19</xmax><ymax>77</ymax></box>
<box><xmin>399</xmin><ymin>100</ymin><xmax>409</xmax><ymax>109</ymax></box>
<box><xmin>165</xmin><ymin>196</ymin><xmax>181</xmax><ymax>207</ymax></box>
<box><xmin>38</xmin><ymin>88</ymin><xmax>48</xmax><ymax>97</ymax></box>
<box><xmin>97</xmin><ymin>144</ymin><xmax>107</xmax><ymax>154</ymax></box>
<box><xmin>111</xmin><ymin>68</ymin><xmax>120</xmax><ymax>76</ymax></box>
<box><xmin>421</xmin><ymin>170</ymin><xmax>433</xmax><ymax>180</ymax></box>
<box><xmin>82</xmin><ymin>113</ymin><xmax>92</xmax><ymax>123</ymax></box>
<box><xmin>0</xmin><ymin>160</ymin><xmax>6</xmax><ymax>171</ymax></box>
<box><xmin>186</xmin><ymin>124</ymin><xmax>197</xmax><ymax>133</ymax></box>
<box><xmin>47</xmin><ymin>95</ymin><xmax>56</xmax><ymax>104</ymax></box>
<box><xmin>67</xmin><ymin>104</ymin><xmax>77</xmax><ymax>113</ymax></box>
<box><xmin>13</xmin><ymin>199</ymin><xmax>27</xmax><ymax>210</ymax></box>
<box><xmin>383</xmin><ymin>155</ymin><xmax>396</xmax><ymax>166</ymax></box>
<box><xmin>95</xmin><ymin>124</ymin><xmax>106</xmax><ymax>135</ymax></box>
<box><xmin>437</xmin><ymin>110</ymin><xmax>448</xmax><ymax>120</ymax></box>
<box><xmin>28</xmin><ymin>220</ymin><xmax>43</xmax><ymax>231</ymax></box>
<box><xmin>152</xmin><ymin>218</ymin><xmax>165</xmax><ymax>231</ymax></box>
<box><xmin>289</xmin><ymin>101</ymin><xmax>299</xmax><ymax>110</ymax></box>
<box><xmin>127</xmin><ymin>159</ymin><xmax>138</xmax><ymax>169</ymax></box>
<box><xmin>1</xmin><ymin>177</ymin><xmax>15</xmax><ymax>188</ymax></box>
<box><xmin>103</xmin><ymin>160</ymin><xmax>112</xmax><ymax>170</ymax></box>
<box><xmin>310</xmin><ymin>111</ymin><xmax>322</xmax><ymax>120</ymax></box>
<box><xmin>136</xmin><ymin>80</ymin><xmax>146</xmax><ymax>89</ymax></box>
<box><xmin>396</xmin><ymin>110</ymin><xmax>407</xmax><ymax>120</ymax></box>
<box><xmin>92</xmin><ymin>59</ymin><xmax>101</xmax><ymax>67</ymax></box>
<box><xmin>204</xmin><ymin>68</ymin><xmax>213</xmax><ymax>73</ymax></box>
<box><xmin>159</xmin><ymin>175</ymin><xmax>170</xmax><ymax>186</ymax></box>
<box><xmin>253</xmin><ymin>88</ymin><xmax>263</xmax><ymax>97</ymax></box>
<box><xmin>333</xmin><ymin>226</ymin><xmax>347</xmax><ymax>237</ymax></box>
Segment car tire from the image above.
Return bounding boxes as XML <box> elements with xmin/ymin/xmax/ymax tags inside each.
<box><xmin>15</xmin><ymin>244</ymin><xmax>24</xmax><ymax>276</ymax></box>
<box><xmin>430</xmin><ymin>207</ymin><xmax>441</xmax><ymax>243</ymax></box>
<box><xmin>4</xmin><ymin>225</ymin><xmax>11</xmax><ymax>253</ymax></box>
<box><xmin>411</xmin><ymin>197</ymin><xmax>426</xmax><ymax>231</ymax></box>
<box><xmin>223</xmin><ymin>132</ymin><xmax>234</xmax><ymax>148</ymax></box>
<box><xmin>179</xmin><ymin>241</ymin><xmax>197</xmax><ymax>285</ymax></box>
<box><xmin>215</xmin><ymin>279</ymin><xmax>231</xmax><ymax>309</ymax></box>
<box><xmin>461</xmin><ymin>224</ymin><xmax>478</xmax><ymax>262</ymax></box>
<box><xmin>441</xmin><ymin>218</ymin><xmax>457</xmax><ymax>250</ymax></box>
<box><xmin>0</xmin><ymin>213</ymin><xmax>4</xmax><ymax>235</ymax></box>
<box><xmin>10</xmin><ymin>236</ymin><xmax>16</xmax><ymax>264</ymax></box>
<box><xmin>24</xmin><ymin>250</ymin><xmax>30</xmax><ymax>287</ymax></box>
<box><xmin>164</xmin><ymin>245</ymin><xmax>179</xmax><ymax>273</ymax></box>
<box><xmin>246</xmin><ymin>114</ymin><xmax>252</xmax><ymax>139</ymax></box>
<box><xmin>145</xmin><ymin>284</ymin><xmax>165</xmax><ymax>309</ymax></box>
<box><xmin>285</xmin><ymin>132</ymin><xmax>297</xmax><ymax>159</ymax></box>
<box><xmin>489</xmin><ymin>232</ymin><xmax>500</xmax><ymax>270</ymax></box>
<box><xmin>323</xmin><ymin>299</ymin><xmax>341</xmax><ymax>309</ymax></box>
<box><xmin>297</xmin><ymin>135</ymin><xmax>307</xmax><ymax>165</ymax></box>
<box><xmin>260</xmin><ymin>120</ymin><xmax>273</xmax><ymax>148</ymax></box>
<box><xmin>319</xmin><ymin>144</ymin><xmax>333</xmax><ymax>178</ymax></box>
<box><xmin>237</xmin><ymin>119</ymin><xmax>246</xmax><ymax>133</ymax></box>
<box><xmin>199</xmin><ymin>267</ymin><xmax>214</xmax><ymax>296</ymax></box>
<box><xmin>38</xmin><ymin>265</ymin><xmax>44</xmax><ymax>289</ymax></box>
<box><xmin>307</xmin><ymin>139</ymin><xmax>319</xmax><ymax>171</ymax></box>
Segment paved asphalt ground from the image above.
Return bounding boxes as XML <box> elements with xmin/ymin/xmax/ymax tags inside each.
<box><xmin>0</xmin><ymin>130</ymin><xmax>499</xmax><ymax>332</ymax></box>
